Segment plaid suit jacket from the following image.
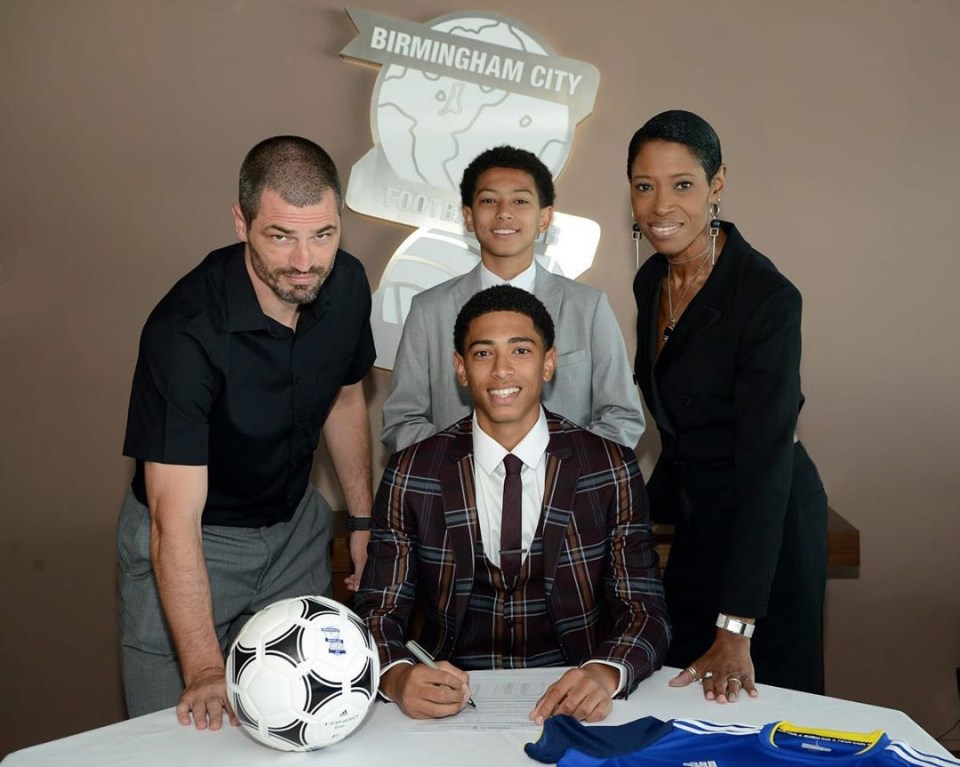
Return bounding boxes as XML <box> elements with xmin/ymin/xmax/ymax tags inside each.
<box><xmin>356</xmin><ymin>411</ymin><xmax>670</xmax><ymax>697</ymax></box>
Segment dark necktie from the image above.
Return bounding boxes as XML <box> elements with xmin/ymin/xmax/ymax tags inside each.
<box><xmin>500</xmin><ymin>454</ymin><xmax>524</xmax><ymax>584</ymax></box>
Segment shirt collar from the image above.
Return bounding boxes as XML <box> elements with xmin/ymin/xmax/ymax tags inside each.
<box><xmin>225</xmin><ymin>244</ymin><xmax>268</xmax><ymax>332</ymax></box>
<box><xmin>472</xmin><ymin>407</ymin><xmax>550</xmax><ymax>477</ymax></box>
<box><xmin>479</xmin><ymin>259</ymin><xmax>537</xmax><ymax>293</ymax></box>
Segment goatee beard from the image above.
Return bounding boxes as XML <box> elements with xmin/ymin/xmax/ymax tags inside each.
<box><xmin>249</xmin><ymin>243</ymin><xmax>332</xmax><ymax>305</ymax></box>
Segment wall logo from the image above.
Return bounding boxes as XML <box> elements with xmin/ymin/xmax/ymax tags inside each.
<box><xmin>341</xmin><ymin>8</ymin><xmax>601</xmax><ymax>369</ymax></box>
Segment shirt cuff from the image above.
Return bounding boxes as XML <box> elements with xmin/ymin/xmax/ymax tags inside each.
<box><xmin>377</xmin><ymin>658</ymin><xmax>415</xmax><ymax>702</ymax></box>
<box><xmin>581</xmin><ymin>660</ymin><xmax>627</xmax><ymax>697</ymax></box>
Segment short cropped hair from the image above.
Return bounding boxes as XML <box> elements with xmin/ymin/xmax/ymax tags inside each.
<box><xmin>627</xmin><ymin>110</ymin><xmax>723</xmax><ymax>181</ymax></box>
<box><xmin>459</xmin><ymin>145</ymin><xmax>556</xmax><ymax>208</ymax></box>
<box><xmin>238</xmin><ymin>136</ymin><xmax>343</xmax><ymax>223</ymax></box>
<box><xmin>453</xmin><ymin>285</ymin><xmax>556</xmax><ymax>356</ymax></box>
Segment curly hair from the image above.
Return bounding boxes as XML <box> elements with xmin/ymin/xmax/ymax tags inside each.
<box><xmin>459</xmin><ymin>145</ymin><xmax>555</xmax><ymax>208</ymax></box>
<box><xmin>453</xmin><ymin>285</ymin><xmax>555</xmax><ymax>356</ymax></box>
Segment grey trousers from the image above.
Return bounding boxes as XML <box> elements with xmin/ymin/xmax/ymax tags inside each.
<box><xmin>117</xmin><ymin>486</ymin><xmax>332</xmax><ymax>718</ymax></box>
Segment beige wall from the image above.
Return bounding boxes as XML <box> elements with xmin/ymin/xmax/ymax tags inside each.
<box><xmin>2</xmin><ymin>0</ymin><xmax>958</xmax><ymax>756</ymax></box>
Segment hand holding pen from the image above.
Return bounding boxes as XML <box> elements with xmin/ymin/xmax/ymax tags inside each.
<box><xmin>404</xmin><ymin>640</ymin><xmax>477</xmax><ymax>710</ymax></box>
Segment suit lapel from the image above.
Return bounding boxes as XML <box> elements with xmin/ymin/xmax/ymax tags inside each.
<box><xmin>539</xmin><ymin>427</ymin><xmax>579</xmax><ymax>599</ymax></box>
<box><xmin>533</xmin><ymin>264</ymin><xmax>564</xmax><ymax>324</ymax></box>
<box><xmin>656</xmin><ymin>227</ymin><xmax>745</xmax><ymax>372</ymax></box>
<box><xmin>439</xmin><ymin>420</ymin><xmax>478</xmax><ymax>618</ymax></box>
<box><xmin>453</xmin><ymin>264</ymin><xmax>484</xmax><ymax>308</ymax></box>
<box><xmin>655</xmin><ymin>238</ymin><xmax>736</xmax><ymax>374</ymax></box>
<box><xmin>636</xmin><ymin>255</ymin><xmax>680</xmax><ymax>434</ymax></box>
<box><xmin>639</xmin><ymin>268</ymin><xmax>661</xmax><ymax>375</ymax></box>
<box><xmin>637</xmin><ymin>263</ymin><xmax>675</xmax><ymax>434</ymax></box>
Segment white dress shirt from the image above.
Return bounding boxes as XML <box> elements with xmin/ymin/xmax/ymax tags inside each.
<box><xmin>478</xmin><ymin>259</ymin><xmax>537</xmax><ymax>293</ymax></box>
<box><xmin>472</xmin><ymin>408</ymin><xmax>549</xmax><ymax>568</ymax></box>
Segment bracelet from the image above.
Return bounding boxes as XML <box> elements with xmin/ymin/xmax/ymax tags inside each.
<box><xmin>347</xmin><ymin>516</ymin><xmax>373</xmax><ymax>532</ymax></box>
<box><xmin>715</xmin><ymin>613</ymin><xmax>755</xmax><ymax>638</ymax></box>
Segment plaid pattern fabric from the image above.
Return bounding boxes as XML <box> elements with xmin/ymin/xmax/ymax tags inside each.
<box><xmin>356</xmin><ymin>411</ymin><xmax>671</xmax><ymax>697</ymax></box>
<box><xmin>452</xmin><ymin>509</ymin><xmax>565</xmax><ymax>670</ymax></box>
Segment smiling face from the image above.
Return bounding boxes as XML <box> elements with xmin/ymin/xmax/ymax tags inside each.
<box><xmin>232</xmin><ymin>188</ymin><xmax>340</xmax><ymax>321</ymax></box>
<box><xmin>462</xmin><ymin>167</ymin><xmax>553</xmax><ymax>279</ymax></box>
<box><xmin>453</xmin><ymin>309</ymin><xmax>556</xmax><ymax>450</ymax></box>
<box><xmin>629</xmin><ymin>139</ymin><xmax>725</xmax><ymax>261</ymax></box>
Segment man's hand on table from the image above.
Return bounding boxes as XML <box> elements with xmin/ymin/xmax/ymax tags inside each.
<box><xmin>175</xmin><ymin>666</ymin><xmax>239</xmax><ymax>730</ymax></box>
<box><xmin>529</xmin><ymin>664</ymin><xmax>618</xmax><ymax>725</ymax></box>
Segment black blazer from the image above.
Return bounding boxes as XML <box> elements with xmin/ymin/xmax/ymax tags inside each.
<box><xmin>633</xmin><ymin>222</ymin><xmax>824</xmax><ymax>619</ymax></box>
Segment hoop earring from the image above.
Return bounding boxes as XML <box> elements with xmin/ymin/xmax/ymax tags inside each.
<box><xmin>708</xmin><ymin>201</ymin><xmax>721</xmax><ymax>265</ymax></box>
<box><xmin>632</xmin><ymin>222</ymin><xmax>642</xmax><ymax>269</ymax></box>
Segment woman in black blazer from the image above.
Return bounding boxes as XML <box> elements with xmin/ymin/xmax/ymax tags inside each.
<box><xmin>628</xmin><ymin>110</ymin><xmax>827</xmax><ymax>700</ymax></box>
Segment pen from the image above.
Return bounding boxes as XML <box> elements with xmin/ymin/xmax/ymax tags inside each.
<box><xmin>404</xmin><ymin>640</ymin><xmax>478</xmax><ymax>709</ymax></box>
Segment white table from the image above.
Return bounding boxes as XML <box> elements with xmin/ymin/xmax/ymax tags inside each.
<box><xmin>3</xmin><ymin>668</ymin><xmax>951</xmax><ymax>765</ymax></box>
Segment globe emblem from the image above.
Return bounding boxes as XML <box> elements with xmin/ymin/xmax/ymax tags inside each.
<box><xmin>344</xmin><ymin>10</ymin><xmax>600</xmax><ymax>369</ymax></box>
<box><xmin>372</xmin><ymin>13</ymin><xmax>574</xmax><ymax>193</ymax></box>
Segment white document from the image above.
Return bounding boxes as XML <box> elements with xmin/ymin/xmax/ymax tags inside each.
<box><xmin>411</xmin><ymin>668</ymin><xmax>565</xmax><ymax>732</ymax></box>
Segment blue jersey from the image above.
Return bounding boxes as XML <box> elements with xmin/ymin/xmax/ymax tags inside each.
<box><xmin>525</xmin><ymin>716</ymin><xmax>959</xmax><ymax>767</ymax></box>
<box><xmin>525</xmin><ymin>715</ymin><xmax>673</xmax><ymax>763</ymax></box>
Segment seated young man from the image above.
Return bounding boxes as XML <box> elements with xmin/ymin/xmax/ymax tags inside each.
<box><xmin>356</xmin><ymin>285</ymin><xmax>669</xmax><ymax>722</ymax></box>
<box><xmin>380</xmin><ymin>145</ymin><xmax>644</xmax><ymax>455</ymax></box>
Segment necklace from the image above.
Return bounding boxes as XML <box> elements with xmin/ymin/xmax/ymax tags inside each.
<box><xmin>665</xmin><ymin>237</ymin><xmax>712</xmax><ymax>266</ymax></box>
<box><xmin>663</xmin><ymin>248</ymin><xmax>712</xmax><ymax>343</ymax></box>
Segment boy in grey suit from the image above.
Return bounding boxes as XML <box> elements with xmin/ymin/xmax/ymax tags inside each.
<box><xmin>381</xmin><ymin>145</ymin><xmax>643</xmax><ymax>454</ymax></box>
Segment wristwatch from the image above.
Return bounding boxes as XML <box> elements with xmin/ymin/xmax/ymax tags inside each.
<box><xmin>347</xmin><ymin>516</ymin><xmax>373</xmax><ymax>532</ymax></box>
<box><xmin>716</xmin><ymin>613</ymin><xmax>755</xmax><ymax>638</ymax></box>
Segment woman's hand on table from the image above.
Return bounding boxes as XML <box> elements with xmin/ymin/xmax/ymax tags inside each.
<box><xmin>669</xmin><ymin>629</ymin><xmax>758</xmax><ymax>703</ymax></box>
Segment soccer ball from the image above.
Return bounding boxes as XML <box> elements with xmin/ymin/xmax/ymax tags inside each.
<box><xmin>225</xmin><ymin>596</ymin><xmax>380</xmax><ymax>752</ymax></box>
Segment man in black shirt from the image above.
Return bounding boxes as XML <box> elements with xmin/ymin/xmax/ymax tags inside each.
<box><xmin>119</xmin><ymin>136</ymin><xmax>376</xmax><ymax>728</ymax></box>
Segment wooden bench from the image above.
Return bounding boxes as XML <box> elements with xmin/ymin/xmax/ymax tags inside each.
<box><xmin>653</xmin><ymin>506</ymin><xmax>860</xmax><ymax>574</ymax></box>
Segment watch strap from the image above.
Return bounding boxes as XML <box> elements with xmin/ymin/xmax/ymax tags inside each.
<box><xmin>716</xmin><ymin>613</ymin><xmax>755</xmax><ymax>638</ymax></box>
<box><xmin>347</xmin><ymin>516</ymin><xmax>373</xmax><ymax>531</ymax></box>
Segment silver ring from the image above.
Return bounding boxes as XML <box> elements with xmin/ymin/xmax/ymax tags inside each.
<box><xmin>728</xmin><ymin>677</ymin><xmax>742</xmax><ymax>687</ymax></box>
<box><xmin>702</xmin><ymin>671</ymin><xmax>714</xmax><ymax>681</ymax></box>
<box><xmin>684</xmin><ymin>666</ymin><xmax>700</xmax><ymax>683</ymax></box>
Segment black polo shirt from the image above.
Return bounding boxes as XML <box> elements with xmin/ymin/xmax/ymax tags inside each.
<box><xmin>123</xmin><ymin>243</ymin><xmax>376</xmax><ymax>527</ymax></box>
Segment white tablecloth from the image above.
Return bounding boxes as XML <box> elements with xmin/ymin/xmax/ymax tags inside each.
<box><xmin>3</xmin><ymin>668</ymin><xmax>951</xmax><ymax>765</ymax></box>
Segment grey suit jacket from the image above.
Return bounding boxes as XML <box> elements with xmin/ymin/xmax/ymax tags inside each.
<box><xmin>381</xmin><ymin>262</ymin><xmax>644</xmax><ymax>453</ymax></box>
